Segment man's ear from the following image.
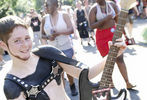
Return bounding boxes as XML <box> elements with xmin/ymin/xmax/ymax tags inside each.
<box><xmin>0</xmin><ymin>41</ymin><xmax>8</xmax><ymax>51</ymax></box>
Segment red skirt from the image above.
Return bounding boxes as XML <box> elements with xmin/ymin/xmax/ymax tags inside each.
<box><xmin>96</xmin><ymin>26</ymin><xmax>115</xmax><ymax>57</ymax></box>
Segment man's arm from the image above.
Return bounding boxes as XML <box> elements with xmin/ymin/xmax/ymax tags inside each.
<box><xmin>40</xmin><ymin>17</ymin><xmax>48</xmax><ymax>45</ymax></box>
<box><xmin>58</xmin><ymin>38</ymin><xmax>126</xmax><ymax>80</ymax></box>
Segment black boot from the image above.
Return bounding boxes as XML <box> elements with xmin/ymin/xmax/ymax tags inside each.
<box><xmin>70</xmin><ymin>83</ymin><xmax>78</xmax><ymax>96</ymax></box>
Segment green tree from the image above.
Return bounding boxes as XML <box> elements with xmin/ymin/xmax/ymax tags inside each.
<box><xmin>0</xmin><ymin>0</ymin><xmax>18</xmax><ymax>18</ymax></box>
<box><xmin>34</xmin><ymin>0</ymin><xmax>44</xmax><ymax>12</ymax></box>
<box><xmin>0</xmin><ymin>0</ymin><xmax>36</xmax><ymax>18</ymax></box>
<box><xmin>14</xmin><ymin>0</ymin><xmax>35</xmax><ymax>16</ymax></box>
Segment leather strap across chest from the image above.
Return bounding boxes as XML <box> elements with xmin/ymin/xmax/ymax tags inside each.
<box><xmin>5</xmin><ymin>60</ymin><xmax>63</xmax><ymax>100</ymax></box>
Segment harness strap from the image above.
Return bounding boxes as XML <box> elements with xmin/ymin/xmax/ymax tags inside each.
<box><xmin>5</xmin><ymin>60</ymin><xmax>63</xmax><ymax>99</ymax></box>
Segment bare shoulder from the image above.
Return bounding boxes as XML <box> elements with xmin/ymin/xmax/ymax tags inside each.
<box><xmin>62</xmin><ymin>11</ymin><xmax>69</xmax><ymax>18</ymax></box>
<box><xmin>62</xmin><ymin>11</ymin><xmax>70</xmax><ymax>22</ymax></box>
<box><xmin>91</xmin><ymin>3</ymin><xmax>97</xmax><ymax>11</ymax></box>
<box><xmin>108</xmin><ymin>1</ymin><xmax>117</xmax><ymax>8</ymax></box>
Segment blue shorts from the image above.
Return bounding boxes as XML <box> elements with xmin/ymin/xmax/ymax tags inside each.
<box><xmin>62</xmin><ymin>48</ymin><xmax>74</xmax><ymax>58</ymax></box>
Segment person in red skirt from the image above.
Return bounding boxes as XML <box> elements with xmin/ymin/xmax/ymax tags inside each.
<box><xmin>89</xmin><ymin>0</ymin><xmax>136</xmax><ymax>89</ymax></box>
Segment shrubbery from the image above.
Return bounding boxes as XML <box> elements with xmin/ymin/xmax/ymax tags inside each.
<box><xmin>142</xmin><ymin>28</ymin><xmax>147</xmax><ymax>42</ymax></box>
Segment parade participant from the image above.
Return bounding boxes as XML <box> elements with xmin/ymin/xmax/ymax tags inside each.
<box><xmin>41</xmin><ymin>0</ymin><xmax>78</xmax><ymax>96</ymax></box>
<box><xmin>142</xmin><ymin>0</ymin><xmax>147</xmax><ymax>19</ymax></box>
<box><xmin>30</xmin><ymin>8</ymin><xmax>42</xmax><ymax>48</ymax></box>
<box><xmin>0</xmin><ymin>15</ymin><xmax>126</xmax><ymax>100</ymax></box>
<box><xmin>84</xmin><ymin>0</ymin><xmax>95</xmax><ymax>43</ymax></box>
<box><xmin>89</xmin><ymin>0</ymin><xmax>135</xmax><ymax>89</ymax></box>
<box><xmin>75</xmin><ymin>1</ymin><xmax>91</xmax><ymax>46</ymax></box>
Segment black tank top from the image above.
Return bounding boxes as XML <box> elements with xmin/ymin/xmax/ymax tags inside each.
<box><xmin>76</xmin><ymin>9</ymin><xmax>87</xmax><ymax>23</ymax></box>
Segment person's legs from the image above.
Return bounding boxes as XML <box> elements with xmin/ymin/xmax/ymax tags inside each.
<box><xmin>0</xmin><ymin>48</ymin><xmax>5</xmax><ymax>66</ymax></box>
<box><xmin>62</xmin><ymin>48</ymin><xmax>78</xmax><ymax>96</ymax></box>
<box><xmin>116</xmin><ymin>54</ymin><xmax>136</xmax><ymax>89</ymax></box>
<box><xmin>142</xmin><ymin>0</ymin><xmax>147</xmax><ymax>18</ymax></box>
<box><xmin>90</xmin><ymin>30</ymin><xmax>95</xmax><ymax>43</ymax></box>
<box><xmin>84</xmin><ymin>28</ymin><xmax>91</xmax><ymax>46</ymax></box>
<box><xmin>126</xmin><ymin>14</ymin><xmax>133</xmax><ymax>38</ymax></box>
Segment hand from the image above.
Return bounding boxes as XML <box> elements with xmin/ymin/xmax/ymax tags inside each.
<box><xmin>47</xmin><ymin>35</ymin><xmax>56</xmax><ymax>41</ymax></box>
<box><xmin>51</xmin><ymin>29</ymin><xmax>60</xmax><ymax>38</ymax></box>
<box><xmin>107</xmin><ymin>14</ymin><xmax>113</xmax><ymax>19</ymax></box>
<box><xmin>108</xmin><ymin>38</ymin><xmax>127</xmax><ymax>57</ymax></box>
<box><xmin>52</xmin><ymin>33</ymin><xmax>59</xmax><ymax>38</ymax></box>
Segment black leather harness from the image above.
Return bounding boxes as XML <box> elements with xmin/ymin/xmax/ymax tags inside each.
<box><xmin>5</xmin><ymin>45</ymin><xmax>89</xmax><ymax>100</ymax></box>
<box><xmin>5</xmin><ymin>60</ymin><xmax>63</xmax><ymax>100</ymax></box>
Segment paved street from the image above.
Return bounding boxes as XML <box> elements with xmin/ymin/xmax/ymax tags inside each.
<box><xmin>0</xmin><ymin>18</ymin><xmax>147</xmax><ymax>100</ymax></box>
<box><xmin>65</xmin><ymin>18</ymin><xmax>147</xmax><ymax>100</ymax></box>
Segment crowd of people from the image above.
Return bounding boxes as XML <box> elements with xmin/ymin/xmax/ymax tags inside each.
<box><xmin>0</xmin><ymin>0</ymin><xmax>146</xmax><ymax>99</ymax></box>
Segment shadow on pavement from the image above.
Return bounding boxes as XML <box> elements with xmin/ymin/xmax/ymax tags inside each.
<box><xmin>136</xmin><ymin>42</ymin><xmax>147</xmax><ymax>47</ymax></box>
<box><xmin>82</xmin><ymin>45</ymin><xmax>98</xmax><ymax>54</ymax></box>
<box><xmin>124</xmin><ymin>46</ymin><xmax>137</xmax><ymax>56</ymax></box>
<box><xmin>128</xmin><ymin>89</ymin><xmax>140</xmax><ymax>100</ymax></box>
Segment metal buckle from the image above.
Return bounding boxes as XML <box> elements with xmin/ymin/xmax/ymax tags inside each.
<box><xmin>26</xmin><ymin>85</ymin><xmax>40</xmax><ymax>98</ymax></box>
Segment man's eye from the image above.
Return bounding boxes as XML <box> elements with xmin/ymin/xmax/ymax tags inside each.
<box><xmin>14</xmin><ymin>40</ymin><xmax>20</xmax><ymax>43</ymax></box>
<box><xmin>25</xmin><ymin>37</ymin><xmax>30</xmax><ymax>40</ymax></box>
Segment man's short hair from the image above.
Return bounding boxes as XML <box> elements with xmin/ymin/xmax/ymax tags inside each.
<box><xmin>0</xmin><ymin>16</ymin><xmax>28</xmax><ymax>43</ymax></box>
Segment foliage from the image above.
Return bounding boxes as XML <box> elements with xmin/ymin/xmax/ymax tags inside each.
<box><xmin>63</xmin><ymin>0</ymin><xmax>73</xmax><ymax>5</ymax></box>
<box><xmin>142</xmin><ymin>28</ymin><xmax>147</xmax><ymax>42</ymax></box>
<box><xmin>34</xmin><ymin>0</ymin><xmax>44</xmax><ymax>12</ymax></box>
<box><xmin>0</xmin><ymin>0</ymin><xmax>36</xmax><ymax>18</ymax></box>
<box><xmin>0</xmin><ymin>0</ymin><xmax>77</xmax><ymax>18</ymax></box>
<box><xmin>14</xmin><ymin>0</ymin><xmax>35</xmax><ymax>16</ymax></box>
<box><xmin>0</xmin><ymin>0</ymin><xmax>18</xmax><ymax>18</ymax></box>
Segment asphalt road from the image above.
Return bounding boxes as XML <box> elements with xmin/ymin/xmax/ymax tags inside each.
<box><xmin>65</xmin><ymin>18</ymin><xmax>147</xmax><ymax>100</ymax></box>
<box><xmin>0</xmin><ymin>18</ymin><xmax>147</xmax><ymax>100</ymax></box>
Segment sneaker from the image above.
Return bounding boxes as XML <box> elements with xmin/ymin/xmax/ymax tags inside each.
<box><xmin>70</xmin><ymin>83</ymin><xmax>78</xmax><ymax>96</ymax></box>
<box><xmin>88</xmin><ymin>43</ymin><xmax>91</xmax><ymax>46</ymax></box>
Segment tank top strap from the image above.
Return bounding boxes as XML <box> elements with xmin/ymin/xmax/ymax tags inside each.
<box><xmin>96</xmin><ymin>2</ymin><xmax>116</xmax><ymax>20</ymax></box>
<box><xmin>96</xmin><ymin>3</ymin><xmax>106</xmax><ymax>20</ymax></box>
<box><xmin>107</xmin><ymin>1</ymin><xmax>116</xmax><ymax>17</ymax></box>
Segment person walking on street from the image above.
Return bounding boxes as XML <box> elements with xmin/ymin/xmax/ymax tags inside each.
<box><xmin>30</xmin><ymin>9</ymin><xmax>42</xmax><ymax>48</ymax></box>
<box><xmin>89</xmin><ymin>0</ymin><xmax>136</xmax><ymax>89</ymax></box>
<box><xmin>84</xmin><ymin>0</ymin><xmax>95</xmax><ymax>43</ymax></box>
<box><xmin>0</xmin><ymin>15</ymin><xmax>126</xmax><ymax>100</ymax></box>
<box><xmin>75</xmin><ymin>1</ymin><xmax>91</xmax><ymax>46</ymax></box>
<box><xmin>41</xmin><ymin>0</ymin><xmax>78</xmax><ymax>96</ymax></box>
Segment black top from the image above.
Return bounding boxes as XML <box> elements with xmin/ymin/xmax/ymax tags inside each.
<box><xmin>76</xmin><ymin>9</ymin><xmax>87</xmax><ymax>24</ymax></box>
<box><xmin>30</xmin><ymin>17</ymin><xmax>41</xmax><ymax>32</ymax></box>
<box><xmin>4</xmin><ymin>45</ymin><xmax>85</xmax><ymax>100</ymax></box>
<box><xmin>4</xmin><ymin>57</ymin><xmax>53</xmax><ymax>100</ymax></box>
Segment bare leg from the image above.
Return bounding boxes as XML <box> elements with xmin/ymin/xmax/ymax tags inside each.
<box><xmin>116</xmin><ymin>54</ymin><xmax>136</xmax><ymax>89</ymax></box>
<box><xmin>67</xmin><ymin>74</ymin><xmax>74</xmax><ymax>85</ymax></box>
<box><xmin>116</xmin><ymin>54</ymin><xmax>129</xmax><ymax>83</ymax></box>
<box><xmin>127</xmin><ymin>23</ymin><xmax>133</xmax><ymax>38</ymax></box>
<box><xmin>67</xmin><ymin>55</ymin><xmax>78</xmax><ymax>96</ymax></box>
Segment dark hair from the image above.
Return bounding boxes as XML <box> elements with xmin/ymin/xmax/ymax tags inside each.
<box><xmin>0</xmin><ymin>16</ymin><xmax>28</xmax><ymax>43</ymax></box>
<box><xmin>45</xmin><ymin>0</ymin><xmax>58</xmax><ymax>8</ymax></box>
